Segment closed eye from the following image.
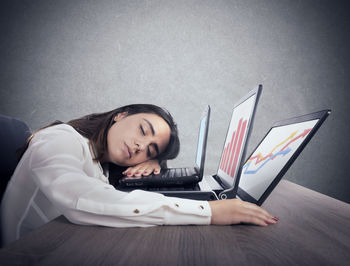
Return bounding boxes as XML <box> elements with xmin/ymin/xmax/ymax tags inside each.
<box><xmin>140</xmin><ymin>125</ymin><xmax>152</xmax><ymax>157</ymax></box>
<box><xmin>148</xmin><ymin>144</ymin><xmax>158</xmax><ymax>158</ymax></box>
<box><xmin>139</xmin><ymin>123</ymin><xmax>158</xmax><ymax>158</ymax></box>
<box><xmin>139</xmin><ymin>125</ymin><xmax>145</xmax><ymax>136</ymax></box>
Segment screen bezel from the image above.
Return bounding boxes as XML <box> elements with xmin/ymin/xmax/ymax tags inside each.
<box><xmin>237</xmin><ymin>109</ymin><xmax>331</xmax><ymax>206</ymax></box>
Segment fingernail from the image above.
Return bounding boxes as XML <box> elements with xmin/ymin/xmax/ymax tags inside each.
<box><xmin>273</xmin><ymin>217</ymin><xmax>279</xmax><ymax>221</ymax></box>
<box><xmin>265</xmin><ymin>221</ymin><xmax>271</xmax><ymax>225</ymax></box>
<box><xmin>135</xmin><ymin>171</ymin><xmax>139</xmax><ymax>174</ymax></box>
<box><xmin>127</xmin><ymin>173</ymin><xmax>132</xmax><ymax>176</ymax></box>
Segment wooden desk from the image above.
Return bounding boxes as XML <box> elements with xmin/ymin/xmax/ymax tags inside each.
<box><xmin>0</xmin><ymin>180</ymin><xmax>349</xmax><ymax>265</ymax></box>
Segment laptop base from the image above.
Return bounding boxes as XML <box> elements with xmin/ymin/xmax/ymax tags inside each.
<box><xmin>118</xmin><ymin>167</ymin><xmax>200</xmax><ymax>188</ymax></box>
<box><xmin>116</xmin><ymin>175</ymin><xmax>224</xmax><ymax>201</ymax></box>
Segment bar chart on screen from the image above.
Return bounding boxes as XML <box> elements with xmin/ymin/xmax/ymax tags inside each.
<box><xmin>219</xmin><ymin>117</ymin><xmax>247</xmax><ymax>178</ymax></box>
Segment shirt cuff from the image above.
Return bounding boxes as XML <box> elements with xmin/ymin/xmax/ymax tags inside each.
<box><xmin>163</xmin><ymin>196</ymin><xmax>212</xmax><ymax>225</ymax></box>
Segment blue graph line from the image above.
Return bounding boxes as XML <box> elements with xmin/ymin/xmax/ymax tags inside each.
<box><xmin>242</xmin><ymin>147</ymin><xmax>292</xmax><ymax>174</ymax></box>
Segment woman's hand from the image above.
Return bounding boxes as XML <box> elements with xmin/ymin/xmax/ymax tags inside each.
<box><xmin>123</xmin><ymin>160</ymin><xmax>161</xmax><ymax>178</ymax></box>
<box><xmin>209</xmin><ymin>199</ymin><xmax>278</xmax><ymax>226</ymax></box>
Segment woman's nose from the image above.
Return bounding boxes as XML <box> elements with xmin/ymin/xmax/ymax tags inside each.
<box><xmin>135</xmin><ymin>140</ymin><xmax>146</xmax><ymax>151</ymax></box>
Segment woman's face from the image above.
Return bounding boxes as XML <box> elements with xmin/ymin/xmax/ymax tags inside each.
<box><xmin>105</xmin><ymin>112</ymin><xmax>171</xmax><ymax>166</ymax></box>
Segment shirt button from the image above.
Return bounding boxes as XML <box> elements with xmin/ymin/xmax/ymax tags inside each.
<box><xmin>134</xmin><ymin>209</ymin><xmax>140</xmax><ymax>214</ymax></box>
<box><xmin>174</xmin><ymin>203</ymin><xmax>179</xmax><ymax>207</ymax></box>
<box><xmin>199</xmin><ymin>205</ymin><xmax>204</xmax><ymax>210</ymax></box>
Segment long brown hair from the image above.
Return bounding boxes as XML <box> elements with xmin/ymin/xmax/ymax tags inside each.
<box><xmin>19</xmin><ymin>104</ymin><xmax>180</xmax><ymax>166</ymax></box>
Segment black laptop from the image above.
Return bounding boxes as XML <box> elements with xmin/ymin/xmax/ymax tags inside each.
<box><xmin>236</xmin><ymin>109</ymin><xmax>331</xmax><ymax>205</ymax></box>
<box><xmin>119</xmin><ymin>105</ymin><xmax>211</xmax><ymax>188</ymax></box>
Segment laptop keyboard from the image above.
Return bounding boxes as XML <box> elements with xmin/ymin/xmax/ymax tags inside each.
<box><xmin>148</xmin><ymin>184</ymin><xmax>200</xmax><ymax>191</ymax></box>
<box><xmin>160</xmin><ymin>168</ymin><xmax>192</xmax><ymax>178</ymax></box>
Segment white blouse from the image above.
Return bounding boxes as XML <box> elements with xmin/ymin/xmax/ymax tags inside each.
<box><xmin>1</xmin><ymin>124</ymin><xmax>211</xmax><ymax>246</ymax></box>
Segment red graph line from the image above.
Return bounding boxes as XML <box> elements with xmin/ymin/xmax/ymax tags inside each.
<box><xmin>248</xmin><ymin>128</ymin><xmax>312</xmax><ymax>165</ymax></box>
<box><xmin>280</xmin><ymin>128</ymin><xmax>311</xmax><ymax>151</ymax></box>
<box><xmin>248</xmin><ymin>152</ymin><xmax>273</xmax><ymax>165</ymax></box>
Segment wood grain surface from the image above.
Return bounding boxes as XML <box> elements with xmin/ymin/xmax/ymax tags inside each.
<box><xmin>0</xmin><ymin>180</ymin><xmax>349</xmax><ymax>266</ymax></box>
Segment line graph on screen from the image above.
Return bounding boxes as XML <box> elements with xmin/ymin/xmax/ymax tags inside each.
<box><xmin>242</xmin><ymin>128</ymin><xmax>312</xmax><ymax>175</ymax></box>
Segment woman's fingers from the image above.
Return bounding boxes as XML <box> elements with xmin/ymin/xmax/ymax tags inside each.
<box><xmin>236</xmin><ymin>200</ymin><xmax>276</xmax><ymax>225</ymax></box>
<box><xmin>209</xmin><ymin>199</ymin><xmax>278</xmax><ymax>226</ymax></box>
<box><xmin>123</xmin><ymin>166</ymin><xmax>146</xmax><ymax>177</ymax></box>
<box><xmin>242</xmin><ymin>202</ymin><xmax>277</xmax><ymax>225</ymax></box>
<box><xmin>123</xmin><ymin>164</ymin><xmax>161</xmax><ymax>177</ymax></box>
<box><xmin>142</xmin><ymin>167</ymin><xmax>160</xmax><ymax>176</ymax></box>
<box><xmin>123</xmin><ymin>160</ymin><xmax>161</xmax><ymax>177</ymax></box>
<box><xmin>153</xmin><ymin>167</ymin><xmax>161</xmax><ymax>175</ymax></box>
<box><xmin>242</xmin><ymin>208</ymin><xmax>277</xmax><ymax>226</ymax></box>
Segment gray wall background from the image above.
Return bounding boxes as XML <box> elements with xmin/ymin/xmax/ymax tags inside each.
<box><xmin>1</xmin><ymin>0</ymin><xmax>349</xmax><ymax>203</ymax></box>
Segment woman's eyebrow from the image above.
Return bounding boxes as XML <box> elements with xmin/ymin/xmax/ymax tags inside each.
<box><xmin>143</xmin><ymin>118</ymin><xmax>155</xmax><ymax>136</ymax></box>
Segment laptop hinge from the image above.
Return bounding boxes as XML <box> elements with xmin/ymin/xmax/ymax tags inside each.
<box><xmin>212</xmin><ymin>174</ymin><xmax>237</xmax><ymax>200</ymax></box>
<box><xmin>218</xmin><ymin>188</ymin><xmax>237</xmax><ymax>200</ymax></box>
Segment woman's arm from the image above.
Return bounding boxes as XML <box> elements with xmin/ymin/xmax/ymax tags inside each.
<box><xmin>120</xmin><ymin>161</ymin><xmax>277</xmax><ymax>225</ymax></box>
<box><xmin>29</xmin><ymin>126</ymin><xmax>211</xmax><ymax>227</ymax></box>
<box><xmin>29</xmin><ymin>126</ymin><xmax>276</xmax><ymax>228</ymax></box>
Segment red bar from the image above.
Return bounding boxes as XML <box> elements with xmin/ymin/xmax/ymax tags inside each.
<box><xmin>226</xmin><ymin>119</ymin><xmax>242</xmax><ymax>174</ymax></box>
<box><xmin>220</xmin><ymin>146</ymin><xmax>227</xmax><ymax>169</ymax></box>
<box><xmin>221</xmin><ymin>144</ymin><xmax>229</xmax><ymax>170</ymax></box>
<box><xmin>219</xmin><ymin>148</ymin><xmax>223</xmax><ymax>169</ymax></box>
<box><xmin>221</xmin><ymin>134</ymin><xmax>231</xmax><ymax>171</ymax></box>
<box><xmin>230</xmin><ymin>120</ymin><xmax>247</xmax><ymax>177</ymax></box>
<box><xmin>223</xmin><ymin>132</ymin><xmax>235</xmax><ymax>172</ymax></box>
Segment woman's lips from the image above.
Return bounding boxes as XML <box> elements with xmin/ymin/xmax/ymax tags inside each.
<box><xmin>124</xmin><ymin>143</ymin><xmax>132</xmax><ymax>159</ymax></box>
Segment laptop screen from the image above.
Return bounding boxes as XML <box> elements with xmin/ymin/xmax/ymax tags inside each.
<box><xmin>195</xmin><ymin>106</ymin><xmax>210</xmax><ymax>177</ymax></box>
<box><xmin>238</xmin><ymin>118</ymin><xmax>319</xmax><ymax>201</ymax></box>
<box><xmin>196</xmin><ymin>116</ymin><xmax>207</xmax><ymax>167</ymax></box>
<box><xmin>217</xmin><ymin>92</ymin><xmax>258</xmax><ymax>187</ymax></box>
